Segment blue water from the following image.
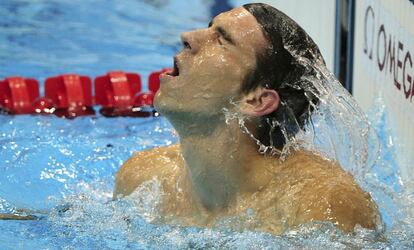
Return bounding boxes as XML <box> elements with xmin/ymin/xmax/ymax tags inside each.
<box><xmin>0</xmin><ymin>0</ymin><xmax>213</xmax><ymax>86</ymax></box>
<box><xmin>1</xmin><ymin>0</ymin><xmax>413</xmax><ymax>249</ymax></box>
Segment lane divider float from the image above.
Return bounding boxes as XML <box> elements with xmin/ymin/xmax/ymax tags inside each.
<box><xmin>0</xmin><ymin>69</ymin><xmax>169</xmax><ymax>118</ymax></box>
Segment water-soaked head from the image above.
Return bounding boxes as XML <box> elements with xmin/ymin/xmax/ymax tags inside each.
<box><xmin>155</xmin><ymin>3</ymin><xmax>325</xmax><ymax>149</ymax></box>
<box><xmin>242</xmin><ymin>3</ymin><xmax>325</xmax><ymax>149</ymax></box>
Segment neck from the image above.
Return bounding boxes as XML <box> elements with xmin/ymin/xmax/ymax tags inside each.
<box><xmin>168</xmin><ymin>112</ymin><xmax>277</xmax><ymax>212</ymax></box>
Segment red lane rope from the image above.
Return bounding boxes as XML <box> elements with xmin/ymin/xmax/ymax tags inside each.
<box><xmin>0</xmin><ymin>69</ymin><xmax>169</xmax><ymax>118</ymax></box>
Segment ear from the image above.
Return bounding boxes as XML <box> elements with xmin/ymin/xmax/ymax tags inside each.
<box><xmin>239</xmin><ymin>87</ymin><xmax>280</xmax><ymax>117</ymax></box>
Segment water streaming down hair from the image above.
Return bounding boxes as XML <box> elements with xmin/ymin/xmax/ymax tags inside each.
<box><xmin>240</xmin><ymin>3</ymin><xmax>378</xmax><ymax>178</ymax></box>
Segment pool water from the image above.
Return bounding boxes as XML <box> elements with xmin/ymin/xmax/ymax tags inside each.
<box><xmin>1</xmin><ymin>0</ymin><xmax>413</xmax><ymax>249</ymax></box>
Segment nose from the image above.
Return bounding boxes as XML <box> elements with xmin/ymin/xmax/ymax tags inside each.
<box><xmin>180</xmin><ymin>29</ymin><xmax>209</xmax><ymax>54</ymax></box>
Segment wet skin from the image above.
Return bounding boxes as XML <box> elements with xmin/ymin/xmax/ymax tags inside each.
<box><xmin>114</xmin><ymin>145</ymin><xmax>378</xmax><ymax>233</ymax></box>
<box><xmin>113</xmin><ymin>7</ymin><xmax>379</xmax><ymax>234</ymax></box>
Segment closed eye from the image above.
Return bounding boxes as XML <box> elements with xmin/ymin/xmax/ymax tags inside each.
<box><xmin>217</xmin><ymin>35</ymin><xmax>223</xmax><ymax>45</ymax></box>
<box><xmin>216</xmin><ymin>27</ymin><xmax>235</xmax><ymax>45</ymax></box>
<box><xmin>209</xmin><ymin>19</ymin><xmax>235</xmax><ymax>46</ymax></box>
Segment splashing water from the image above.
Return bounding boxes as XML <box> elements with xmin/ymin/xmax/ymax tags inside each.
<box><xmin>216</xmin><ymin>35</ymin><xmax>414</xmax><ymax>247</ymax></box>
<box><xmin>283</xmin><ymin>50</ymin><xmax>414</xmax><ymax>243</ymax></box>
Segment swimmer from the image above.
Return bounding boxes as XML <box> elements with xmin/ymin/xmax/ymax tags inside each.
<box><xmin>114</xmin><ymin>3</ymin><xmax>380</xmax><ymax>234</ymax></box>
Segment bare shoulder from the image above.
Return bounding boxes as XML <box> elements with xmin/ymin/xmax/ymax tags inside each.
<box><xmin>113</xmin><ymin>144</ymin><xmax>183</xmax><ymax>199</ymax></box>
<box><xmin>281</xmin><ymin>150</ymin><xmax>379</xmax><ymax>232</ymax></box>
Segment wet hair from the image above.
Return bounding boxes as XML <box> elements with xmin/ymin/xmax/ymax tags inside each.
<box><xmin>242</xmin><ymin>3</ymin><xmax>325</xmax><ymax>150</ymax></box>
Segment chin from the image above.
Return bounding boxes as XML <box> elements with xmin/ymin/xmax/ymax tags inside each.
<box><xmin>153</xmin><ymin>90</ymin><xmax>167</xmax><ymax>113</ymax></box>
<box><xmin>153</xmin><ymin>90</ymin><xmax>178</xmax><ymax>117</ymax></box>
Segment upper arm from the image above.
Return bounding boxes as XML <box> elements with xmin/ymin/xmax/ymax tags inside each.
<box><xmin>325</xmin><ymin>183</ymin><xmax>378</xmax><ymax>231</ymax></box>
<box><xmin>294</xmin><ymin>179</ymin><xmax>378</xmax><ymax>232</ymax></box>
<box><xmin>113</xmin><ymin>144</ymin><xmax>181</xmax><ymax>199</ymax></box>
<box><xmin>113</xmin><ymin>153</ymin><xmax>144</xmax><ymax>199</ymax></box>
<box><xmin>283</xmin><ymin>152</ymin><xmax>378</xmax><ymax>232</ymax></box>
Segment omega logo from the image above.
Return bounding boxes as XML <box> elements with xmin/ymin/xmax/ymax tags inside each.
<box><xmin>363</xmin><ymin>5</ymin><xmax>414</xmax><ymax>102</ymax></box>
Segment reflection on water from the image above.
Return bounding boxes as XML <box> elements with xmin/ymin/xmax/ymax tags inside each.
<box><xmin>0</xmin><ymin>0</ymin><xmax>413</xmax><ymax>249</ymax></box>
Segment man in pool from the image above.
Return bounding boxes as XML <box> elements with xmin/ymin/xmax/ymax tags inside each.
<box><xmin>113</xmin><ymin>3</ymin><xmax>379</xmax><ymax>234</ymax></box>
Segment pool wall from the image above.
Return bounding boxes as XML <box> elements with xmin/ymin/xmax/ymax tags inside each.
<box><xmin>352</xmin><ymin>0</ymin><xmax>414</xmax><ymax>190</ymax></box>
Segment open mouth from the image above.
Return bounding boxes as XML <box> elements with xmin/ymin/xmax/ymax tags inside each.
<box><xmin>167</xmin><ymin>57</ymin><xmax>179</xmax><ymax>77</ymax></box>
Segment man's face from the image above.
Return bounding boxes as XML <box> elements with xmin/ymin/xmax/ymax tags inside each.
<box><xmin>154</xmin><ymin>7</ymin><xmax>268</xmax><ymax>117</ymax></box>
